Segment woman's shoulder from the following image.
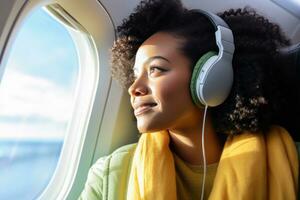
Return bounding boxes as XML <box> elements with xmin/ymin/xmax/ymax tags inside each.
<box><xmin>92</xmin><ymin>142</ymin><xmax>137</xmax><ymax>172</ymax></box>
<box><xmin>78</xmin><ymin>143</ymin><xmax>137</xmax><ymax>200</ymax></box>
<box><xmin>268</xmin><ymin>125</ymin><xmax>295</xmax><ymax>142</ymax></box>
<box><xmin>111</xmin><ymin>143</ymin><xmax>138</xmax><ymax>156</ymax></box>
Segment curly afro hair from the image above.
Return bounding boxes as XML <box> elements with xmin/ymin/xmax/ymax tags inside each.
<box><xmin>111</xmin><ymin>0</ymin><xmax>290</xmax><ymax>135</ymax></box>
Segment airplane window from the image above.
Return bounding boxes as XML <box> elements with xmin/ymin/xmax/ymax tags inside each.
<box><xmin>0</xmin><ymin>7</ymin><xmax>78</xmax><ymax>200</ymax></box>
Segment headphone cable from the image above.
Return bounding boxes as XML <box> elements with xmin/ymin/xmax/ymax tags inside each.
<box><xmin>200</xmin><ymin>105</ymin><xmax>208</xmax><ymax>200</ymax></box>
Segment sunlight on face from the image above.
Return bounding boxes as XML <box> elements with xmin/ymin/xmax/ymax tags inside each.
<box><xmin>128</xmin><ymin>32</ymin><xmax>202</xmax><ymax>133</ymax></box>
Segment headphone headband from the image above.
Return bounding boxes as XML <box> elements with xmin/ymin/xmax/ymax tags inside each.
<box><xmin>198</xmin><ymin>10</ymin><xmax>235</xmax><ymax>55</ymax></box>
<box><xmin>198</xmin><ymin>10</ymin><xmax>229</xmax><ymax>29</ymax></box>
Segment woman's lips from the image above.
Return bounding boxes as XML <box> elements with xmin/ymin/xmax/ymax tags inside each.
<box><xmin>134</xmin><ymin>103</ymin><xmax>157</xmax><ymax>116</ymax></box>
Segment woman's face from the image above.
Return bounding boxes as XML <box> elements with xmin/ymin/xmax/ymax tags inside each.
<box><xmin>128</xmin><ymin>32</ymin><xmax>202</xmax><ymax>133</ymax></box>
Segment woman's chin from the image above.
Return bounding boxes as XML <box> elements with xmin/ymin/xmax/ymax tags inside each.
<box><xmin>137</xmin><ymin>126</ymin><xmax>155</xmax><ymax>133</ymax></box>
<box><xmin>137</xmin><ymin>122</ymin><xmax>162</xmax><ymax>133</ymax></box>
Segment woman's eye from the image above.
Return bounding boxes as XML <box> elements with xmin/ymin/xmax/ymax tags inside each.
<box><xmin>149</xmin><ymin>66</ymin><xmax>165</xmax><ymax>76</ymax></box>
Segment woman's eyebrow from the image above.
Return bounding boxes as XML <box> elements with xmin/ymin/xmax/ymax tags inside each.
<box><xmin>144</xmin><ymin>56</ymin><xmax>170</xmax><ymax>66</ymax></box>
<box><xmin>133</xmin><ymin>56</ymin><xmax>170</xmax><ymax>73</ymax></box>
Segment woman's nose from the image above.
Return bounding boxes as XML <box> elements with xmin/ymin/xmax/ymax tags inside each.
<box><xmin>128</xmin><ymin>77</ymin><xmax>148</xmax><ymax>97</ymax></box>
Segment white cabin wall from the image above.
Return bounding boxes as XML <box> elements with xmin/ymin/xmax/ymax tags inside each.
<box><xmin>100</xmin><ymin>0</ymin><xmax>300</xmax><ymax>43</ymax></box>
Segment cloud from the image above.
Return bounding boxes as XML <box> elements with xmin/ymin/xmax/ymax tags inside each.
<box><xmin>0</xmin><ymin>69</ymin><xmax>77</xmax><ymax>139</ymax></box>
<box><xmin>0</xmin><ymin>69</ymin><xmax>76</xmax><ymax>122</ymax></box>
<box><xmin>0</xmin><ymin>121</ymin><xmax>65</xmax><ymax>140</ymax></box>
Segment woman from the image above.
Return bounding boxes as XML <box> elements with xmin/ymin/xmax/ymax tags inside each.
<box><xmin>79</xmin><ymin>0</ymin><xmax>298</xmax><ymax>199</ymax></box>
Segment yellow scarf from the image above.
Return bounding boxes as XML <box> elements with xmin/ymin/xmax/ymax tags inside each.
<box><xmin>126</xmin><ymin>126</ymin><xmax>298</xmax><ymax>200</ymax></box>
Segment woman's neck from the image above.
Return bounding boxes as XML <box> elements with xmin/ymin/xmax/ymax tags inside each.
<box><xmin>168</xmin><ymin>114</ymin><xmax>224</xmax><ymax>165</ymax></box>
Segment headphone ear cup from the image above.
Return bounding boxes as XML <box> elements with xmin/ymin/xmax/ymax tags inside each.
<box><xmin>190</xmin><ymin>51</ymin><xmax>217</xmax><ymax>108</ymax></box>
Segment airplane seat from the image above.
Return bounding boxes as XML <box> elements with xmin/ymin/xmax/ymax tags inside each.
<box><xmin>275</xmin><ymin>43</ymin><xmax>300</xmax><ymax>143</ymax></box>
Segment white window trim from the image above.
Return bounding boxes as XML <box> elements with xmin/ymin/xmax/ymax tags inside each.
<box><xmin>0</xmin><ymin>0</ymin><xmax>116</xmax><ymax>199</ymax></box>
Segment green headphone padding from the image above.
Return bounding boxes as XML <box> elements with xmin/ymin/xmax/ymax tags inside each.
<box><xmin>190</xmin><ymin>51</ymin><xmax>217</xmax><ymax>108</ymax></box>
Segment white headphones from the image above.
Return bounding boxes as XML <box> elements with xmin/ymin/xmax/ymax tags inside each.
<box><xmin>190</xmin><ymin>10</ymin><xmax>235</xmax><ymax>107</ymax></box>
